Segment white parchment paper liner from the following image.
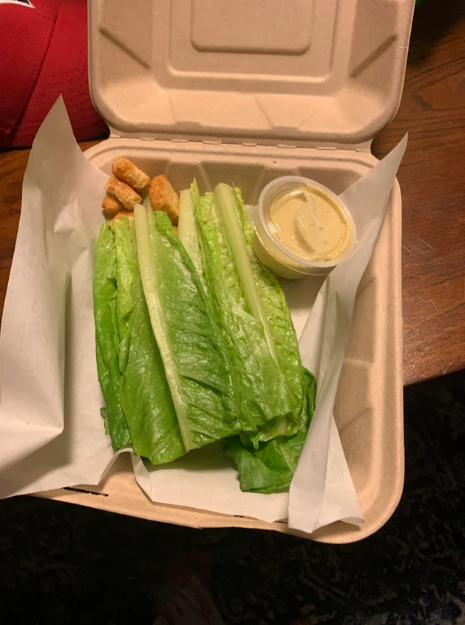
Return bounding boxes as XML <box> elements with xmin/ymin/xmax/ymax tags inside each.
<box><xmin>0</xmin><ymin>99</ymin><xmax>406</xmax><ymax>535</ymax></box>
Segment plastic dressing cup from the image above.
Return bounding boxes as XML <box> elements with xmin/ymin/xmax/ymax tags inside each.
<box><xmin>253</xmin><ymin>176</ymin><xmax>357</xmax><ymax>279</ymax></box>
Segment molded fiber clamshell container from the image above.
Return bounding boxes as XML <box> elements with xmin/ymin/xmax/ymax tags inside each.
<box><xmin>39</xmin><ymin>0</ymin><xmax>415</xmax><ymax>543</ymax></box>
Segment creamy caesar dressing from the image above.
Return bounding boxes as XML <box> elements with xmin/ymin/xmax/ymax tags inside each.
<box><xmin>268</xmin><ymin>185</ymin><xmax>354</xmax><ymax>263</ymax></box>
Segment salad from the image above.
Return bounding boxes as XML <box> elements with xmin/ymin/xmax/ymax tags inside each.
<box><xmin>94</xmin><ymin>158</ymin><xmax>316</xmax><ymax>493</ymax></box>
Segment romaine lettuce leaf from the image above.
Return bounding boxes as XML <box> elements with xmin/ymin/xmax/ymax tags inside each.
<box><xmin>190</xmin><ymin>183</ymin><xmax>293</xmax><ymax>432</ymax></box>
<box><xmin>214</xmin><ymin>184</ymin><xmax>279</xmax><ymax>362</ymax></box>
<box><xmin>112</xmin><ymin>216</ymin><xmax>186</xmax><ymax>465</ymax></box>
<box><xmin>93</xmin><ymin>223</ymin><xmax>131</xmax><ymax>450</ymax></box>
<box><xmin>225</xmin><ymin>369</ymin><xmax>316</xmax><ymax>493</ymax></box>
<box><xmin>120</xmin><ymin>266</ymin><xmax>186</xmax><ymax>465</ymax></box>
<box><xmin>233</xmin><ymin>188</ymin><xmax>307</xmax><ymax>436</ymax></box>
<box><xmin>134</xmin><ymin>204</ymin><xmax>241</xmax><ymax>451</ymax></box>
<box><xmin>113</xmin><ymin>217</ymin><xmax>136</xmax><ymax>373</ymax></box>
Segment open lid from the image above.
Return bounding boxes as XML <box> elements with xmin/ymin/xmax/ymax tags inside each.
<box><xmin>89</xmin><ymin>0</ymin><xmax>415</xmax><ymax>147</ymax></box>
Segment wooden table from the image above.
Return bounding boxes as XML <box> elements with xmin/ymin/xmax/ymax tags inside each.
<box><xmin>0</xmin><ymin>0</ymin><xmax>464</xmax><ymax>386</ymax></box>
<box><xmin>374</xmin><ymin>0</ymin><xmax>465</xmax><ymax>385</ymax></box>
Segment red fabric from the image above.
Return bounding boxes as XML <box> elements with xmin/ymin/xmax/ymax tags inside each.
<box><xmin>0</xmin><ymin>0</ymin><xmax>107</xmax><ymax>147</ymax></box>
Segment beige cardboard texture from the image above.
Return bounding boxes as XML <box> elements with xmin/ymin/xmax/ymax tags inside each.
<box><xmin>89</xmin><ymin>0</ymin><xmax>415</xmax><ymax>145</ymax></box>
<box><xmin>41</xmin><ymin>0</ymin><xmax>413</xmax><ymax>542</ymax></box>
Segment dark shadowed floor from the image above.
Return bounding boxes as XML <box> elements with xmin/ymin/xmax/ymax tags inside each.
<box><xmin>0</xmin><ymin>371</ymin><xmax>464</xmax><ymax>625</ymax></box>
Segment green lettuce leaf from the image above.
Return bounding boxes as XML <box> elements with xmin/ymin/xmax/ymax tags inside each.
<box><xmin>113</xmin><ymin>217</ymin><xmax>137</xmax><ymax>373</ymax></box>
<box><xmin>233</xmin><ymin>188</ymin><xmax>307</xmax><ymax>438</ymax></box>
<box><xmin>225</xmin><ymin>433</ymin><xmax>306</xmax><ymax>494</ymax></box>
<box><xmin>111</xmin><ymin>216</ymin><xmax>186</xmax><ymax>465</ymax></box>
<box><xmin>134</xmin><ymin>203</ymin><xmax>241</xmax><ymax>451</ymax></box>
<box><xmin>120</xmin><ymin>266</ymin><xmax>186</xmax><ymax>465</ymax></box>
<box><xmin>225</xmin><ymin>369</ymin><xmax>316</xmax><ymax>493</ymax></box>
<box><xmin>190</xmin><ymin>182</ymin><xmax>293</xmax><ymax>432</ymax></box>
<box><xmin>93</xmin><ymin>223</ymin><xmax>131</xmax><ymax>450</ymax></box>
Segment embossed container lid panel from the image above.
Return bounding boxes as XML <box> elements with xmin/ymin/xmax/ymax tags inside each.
<box><xmin>88</xmin><ymin>0</ymin><xmax>414</xmax><ymax>144</ymax></box>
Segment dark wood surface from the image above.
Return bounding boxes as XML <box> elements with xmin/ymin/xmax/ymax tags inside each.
<box><xmin>373</xmin><ymin>0</ymin><xmax>465</xmax><ymax>385</ymax></box>
<box><xmin>1</xmin><ymin>0</ymin><xmax>464</xmax><ymax>386</ymax></box>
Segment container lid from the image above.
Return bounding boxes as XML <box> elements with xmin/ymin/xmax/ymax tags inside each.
<box><xmin>89</xmin><ymin>0</ymin><xmax>415</xmax><ymax>146</ymax></box>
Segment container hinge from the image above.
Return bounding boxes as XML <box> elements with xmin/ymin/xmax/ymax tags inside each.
<box><xmin>109</xmin><ymin>130</ymin><xmax>372</xmax><ymax>153</ymax></box>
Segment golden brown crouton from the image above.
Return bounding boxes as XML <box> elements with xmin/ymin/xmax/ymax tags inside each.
<box><xmin>112</xmin><ymin>158</ymin><xmax>150</xmax><ymax>193</ymax></box>
<box><xmin>105</xmin><ymin>177</ymin><xmax>141</xmax><ymax>210</ymax></box>
<box><xmin>102</xmin><ymin>194</ymin><xmax>124</xmax><ymax>219</ymax></box>
<box><xmin>149</xmin><ymin>175</ymin><xmax>179</xmax><ymax>226</ymax></box>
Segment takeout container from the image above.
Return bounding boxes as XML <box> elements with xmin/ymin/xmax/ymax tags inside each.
<box><xmin>38</xmin><ymin>0</ymin><xmax>414</xmax><ymax>543</ymax></box>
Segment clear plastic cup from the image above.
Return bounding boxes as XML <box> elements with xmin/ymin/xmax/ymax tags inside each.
<box><xmin>253</xmin><ymin>176</ymin><xmax>357</xmax><ymax>279</ymax></box>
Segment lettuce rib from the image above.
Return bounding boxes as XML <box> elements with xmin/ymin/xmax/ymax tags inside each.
<box><xmin>214</xmin><ymin>184</ymin><xmax>278</xmax><ymax>364</ymax></box>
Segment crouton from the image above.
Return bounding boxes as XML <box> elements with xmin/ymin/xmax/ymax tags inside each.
<box><xmin>112</xmin><ymin>158</ymin><xmax>150</xmax><ymax>193</ymax></box>
<box><xmin>102</xmin><ymin>194</ymin><xmax>124</xmax><ymax>219</ymax></box>
<box><xmin>149</xmin><ymin>175</ymin><xmax>179</xmax><ymax>225</ymax></box>
<box><xmin>105</xmin><ymin>177</ymin><xmax>141</xmax><ymax>210</ymax></box>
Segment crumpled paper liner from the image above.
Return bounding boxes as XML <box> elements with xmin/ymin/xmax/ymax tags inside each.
<box><xmin>0</xmin><ymin>98</ymin><xmax>407</xmax><ymax>535</ymax></box>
